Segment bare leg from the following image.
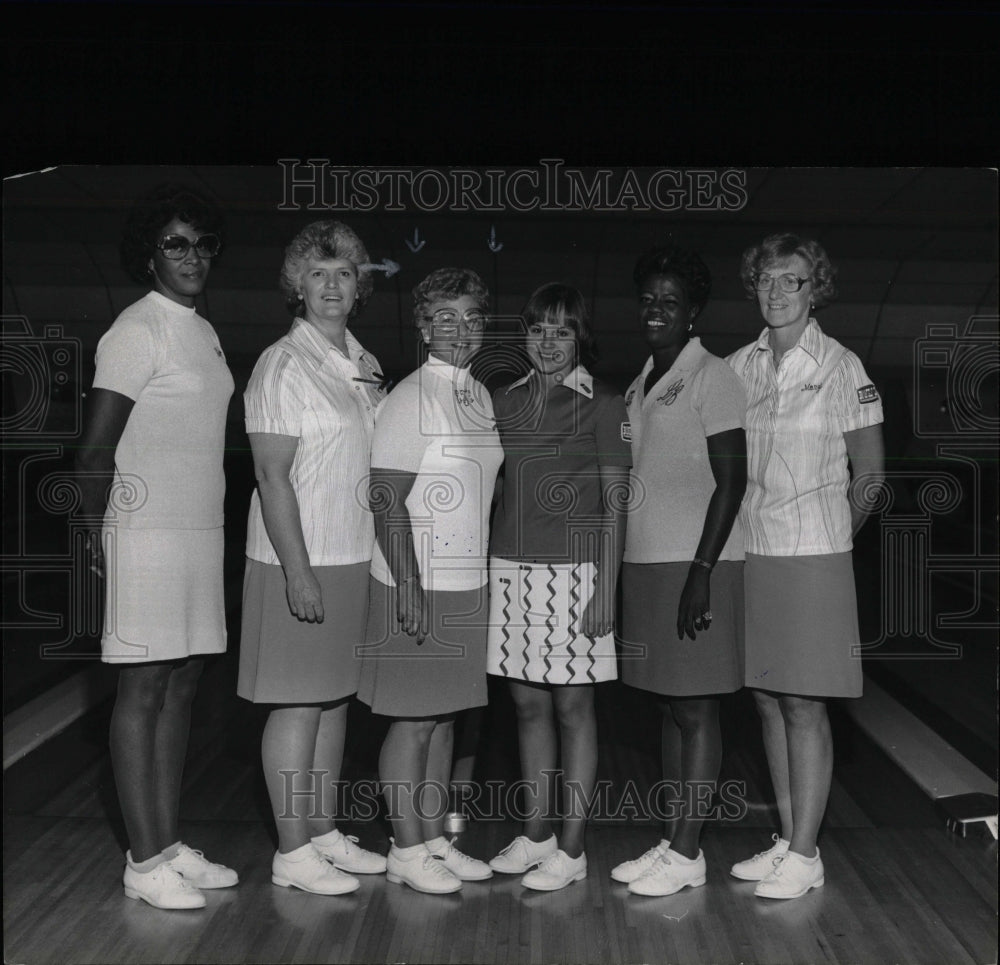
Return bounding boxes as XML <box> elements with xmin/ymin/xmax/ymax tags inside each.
<box><xmin>110</xmin><ymin>663</ymin><xmax>174</xmax><ymax>861</ymax></box>
<box><xmin>308</xmin><ymin>698</ymin><xmax>349</xmax><ymax>838</ymax></box>
<box><xmin>658</xmin><ymin>696</ymin><xmax>683</xmax><ymax>841</ymax></box>
<box><xmin>780</xmin><ymin>695</ymin><xmax>832</xmax><ymax>858</ymax></box>
<box><xmin>379</xmin><ymin>718</ymin><xmax>437</xmax><ymax>848</ymax></box>
<box><xmin>153</xmin><ymin>657</ymin><xmax>204</xmax><ymax>846</ymax></box>
<box><xmin>421</xmin><ymin>717</ymin><xmax>454</xmax><ymax>842</ymax></box>
<box><xmin>753</xmin><ymin>689</ymin><xmax>793</xmax><ymax>841</ymax></box>
<box><xmin>262</xmin><ymin>705</ymin><xmax>322</xmax><ymax>853</ymax></box>
<box><xmin>552</xmin><ymin>684</ymin><xmax>597</xmax><ymax>859</ymax></box>
<box><xmin>508</xmin><ymin>680</ymin><xmax>558</xmax><ymax>843</ymax></box>
<box><xmin>664</xmin><ymin>696</ymin><xmax>722</xmax><ymax>859</ymax></box>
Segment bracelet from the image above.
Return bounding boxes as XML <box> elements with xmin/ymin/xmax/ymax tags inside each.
<box><xmin>692</xmin><ymin>558</ymin><xmax>715</xmax><ymax>572</ymax></box>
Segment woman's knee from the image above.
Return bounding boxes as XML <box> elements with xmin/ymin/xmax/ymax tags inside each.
<box><xmin>552</xmin><ymin>685</ymin><xmax>595</xmax><ymax>730</ymax></box>
<box><xmin>780</xmin><ymin>695</ymin><xmax>828</xmax><ymax>729</ymax></box>
<box><xmin>116</xmin><ymin>663</ymin><xmax>173</xmax><ymax>713</ymax></box>
<box><xmin>509</xmin><ymin>682</ymin><xmax>554</xmax><ymax>725</ymax></box>
<box><xmin>668</xmin><ymin>697</ymin><xmax>719</xmax><ymax>734</ymax></box>
<box><xmin>165</xmin><ymin>658</ymin><xmax>204</xmax><ymax>706</ymax></box>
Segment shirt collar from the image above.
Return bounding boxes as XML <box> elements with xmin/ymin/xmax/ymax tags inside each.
<box><xmin>147</xmin><ymin>290</ymin><xmax>196</xmax><ymax>316</ymax></box>
<box><xmin>637</xmin><ymin>338</ymin><xmax>704</xmax><ymax>390</ymax></box>
<box><xmin>505</xmin><ymin>365</ymin><xmax>594</xmax><ymax>399</ymax></box>
<box><xmin>753</xmin><ymin>318</ymin><xmax>824</xmax><ymax>365</ymax></box>
<box><xmin>290</xmin><ymin>318</ymin><xmax>366</xmax><ymax>368</ymax></box>
<box><xmin>424</xmin><ymin>352</ymin><xmax>472</xmax><ymax>384</ymax></box>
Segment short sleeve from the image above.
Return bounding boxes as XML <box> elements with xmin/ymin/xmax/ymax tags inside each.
<box><xmin>594</xmin><ymin>393</ymin><xmax>633</xmax><ymax>467</ymax></box>
<box><xmin>244</xmin><ymin>347</ymin><xmax>306</xmax><ymax>436</ymax></box>
<box><xmin>93</xmin><ymin>315</ymin><xmax>158</xmax><ymax>401</ymax></box>
<box><xmin>371</xmin><ymin>382</ymin><xmax>429</xmax><ymax>472</ymax></box>
<box><xmin>831</xmin><ymin>352</ymin><xmax>884</xmax><ymax>432</ymax></box>
<box><xmin>693</xmin><ymin>358</ymin><xmax>748</xmax><ymax>437</ymax></box>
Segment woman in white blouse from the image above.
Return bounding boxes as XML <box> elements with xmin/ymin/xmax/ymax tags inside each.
<box><xmin>239</xmin><ymin>221</ymin><xmax>388</xmax><ymax>896</ymax></box>
<box><xmin>727</xmin><ymin>233</ymin><xmax>884</xmax><ymax>900</ymax></box>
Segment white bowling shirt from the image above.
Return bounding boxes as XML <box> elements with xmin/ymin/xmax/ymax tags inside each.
<box><xmin>244</xmin><ymin>319</ymin><xmax>385</xmax><ymax>565</ymax></box>
<box><xmin>369</xmin><ymin>354</ymin><xmax>504</xmax><ymax>592</ymax></box>
<box><xmin>727</xmin><ymin>319</ymin><xmax>884</xmax><ymax>556</ymax></box>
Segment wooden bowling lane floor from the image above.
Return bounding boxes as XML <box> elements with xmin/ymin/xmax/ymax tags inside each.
<box><xmin>3</xmin><ymin>653</ymin><xmax>997</xmax><ymax>964</ymax></box>
<box><xmin>4</xmin><ymin>813</ymin><xmax>996</xmax><ymax>965</ymax></box>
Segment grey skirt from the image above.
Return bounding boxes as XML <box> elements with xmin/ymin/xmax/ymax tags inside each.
<box><xmin>238</xmin><ymin>558</ymin><xmax>368</xmax><ymax>704</ymax></box>
<box><xmin>744</xmin><ymin>552</ymin><xmax>862</xmax><ymax>698</ymax></box>
<box><xmin>356</xmin><ymin>577</ymin><xmax>489</xmax><ymax>718</ymax></box>
<box><xmin>620</xmin><ymin>561</ymin><xmax>745</xmax><ymax>696</ymax></box>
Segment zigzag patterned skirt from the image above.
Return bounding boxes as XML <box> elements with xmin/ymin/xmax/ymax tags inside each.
<box><xmin>486</xmin><ymin>557</ymin><xmax>618</xmax><ymax>685</ymax></box>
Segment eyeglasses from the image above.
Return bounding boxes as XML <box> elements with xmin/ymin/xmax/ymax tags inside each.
<box><xmin>154</xmin><ymin>233</ymin><xmax>222</xmax><ymax>260</ymax></box>
<box><xmin>426</xmin><ymin>308</ymin><xmax>488</xmax><ymax>332</ymax></box>
<box><xmin>753</xmin><ymin>272</ymin><xmax>811</xmax><ymax>293</ymax></box>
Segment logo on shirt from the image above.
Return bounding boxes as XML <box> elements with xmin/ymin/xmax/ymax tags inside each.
<box><xmin>621</xmin><ymin>422</ymin><xmax>632</xmax><ymax>442</ymax></box>
<box><xmin>625</xmin><ymin>389</ymin><xmax>636</xmax><ymax>407</ymax></box>
<box><xmin>454</xmin><ymin>388</ymin><xmax>476</xmax><ymax>407</ymax></box>
<box><xmin>801</xmin><ymin>382</ymin><xmax>822</xmax><ymax>391</ymax></box>
<box><xmin>656</xmin><ymin>378</ymin><xmax>685</xmax><ymax>406</ymax></box>
<box><xmin>857</xmin><ymin>384</ymin><xmax>879</xmax><ymax>404</ymax></box>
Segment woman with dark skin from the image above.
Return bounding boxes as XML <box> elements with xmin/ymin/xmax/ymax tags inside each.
<box><xmin>613</xmin><ymin>244</ymin><xmax>748</xmax><ymax>896</ymax></box>
<box><xmin>76</xmin><ymin>184</ymin><xmax>236</xmax><ymax>909</ymax></box>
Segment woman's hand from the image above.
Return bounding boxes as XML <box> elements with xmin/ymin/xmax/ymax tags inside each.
<box><xmin>395</xmin><ymin>577</ymin><xmax>429</xmax><ymax>643</ymax></box>
<box><xmin>83</xmin><ymin>528</ymin><xmax>105</xmax><ymax>579</ymax></box>
<box><xmin>677</xmin><ymin>566</ymin><xmax>711</xmax><ymax>641</ymax></box>
<box><xmin>285</xmin><ymin>567</ymin><xmax>324</xmax><ymax>623</ymax></box>
<box><xmin>580</xmin><ymin>581</ymin><xmax>615</xmax><ymax>640</ymax></box>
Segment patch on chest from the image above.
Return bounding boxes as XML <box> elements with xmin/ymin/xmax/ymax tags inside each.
<box><xmin>656</xmin><ymin>378</ymin><xmax>685</xmax><ymax>406</ymax></box>
<box><xmin>620</xmin><ymin>422</ymin><xmax>632</xmax><ymax>442</ymax></box>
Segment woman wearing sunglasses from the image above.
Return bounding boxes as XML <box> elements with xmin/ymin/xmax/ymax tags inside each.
<box><xmin>239</xmin><ymin>220</ymin><xmax>388</xmax><ymax>896</ymax></box>
<box><xmin>726</xmin><ymin>234</ymin><xmax>884</xmax><ymax>899</ymax></box>
<box><xmin>358</xmin><ymin>268</ymin><xmax>503</xmax><ymax>894</ymax></box>
<box><xmin>485</xmin><ymin>283</ymin><xmax>632</xmax><ymax>892</ymax></box>
<box><xmin>76</xmin><ymin>184</ymin><xmax>237</xmax><ymax>909</ymax></box>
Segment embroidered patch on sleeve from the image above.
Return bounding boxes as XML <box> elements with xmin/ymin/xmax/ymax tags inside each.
<box><xmin>857</xmin><ymin>384</ymin><xmax>879</xmax><ymax>404</ymax></box>
<box><xmin>621</xmin><ymin>422</ymin><xmax>632</xmax><ymax>442</ymax></box>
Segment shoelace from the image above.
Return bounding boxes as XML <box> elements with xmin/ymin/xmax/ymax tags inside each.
<box><xmin>423</xmin><ymin>854</ymin><xmax>456</xmax><ymax>877</ymax></box>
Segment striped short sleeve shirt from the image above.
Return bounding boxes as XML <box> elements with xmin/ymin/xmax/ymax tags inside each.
<box><xmin>244</xmin><ymin>319</ymin><xmax>386</xmax><ymax>565</ymax></box>
<box><xmin>727</xmin><ymin>319</ymin><xmax>884</xmax><ymax>556</ymax></box>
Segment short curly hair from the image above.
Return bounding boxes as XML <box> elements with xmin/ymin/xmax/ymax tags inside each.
<box><xmin>632</xmin><ymin>244</ymin><xmax>713</xmax><ymax>315</ymax></box>
<box><xmin>119</xmin><ymin>183</ymin><xmax>225</xmax><ymax>285</ymax></box>
<box><xmin>412</xmin><ymin>267</ymin><xmax>490</xmax><ymax>329</ymax></box>
<box><xmin>280</xmin><ymin>220</ymin><xmax>373</xmax><ymax>316</ymax></box>
<box><xmin>739</xmin><ymin>233</ymin><xmax>838</xmax><ymax>308</ymax></box>
<box><xmin>521</xmin><ymin>282</ymin><xmax>597</xmax><ymax>367</ymax></box>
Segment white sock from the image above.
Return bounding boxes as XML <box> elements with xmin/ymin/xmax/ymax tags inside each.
<box><xmin>311</xmin><ymin>828</ymin><xmax>342</xmax><ymax>845</ymax></box>
<box><xmin>391</xmin><ymin>842</ymin><xmax>426</xmax><ymax>860</ymax></box>
<box><xmin>128</xmin><ymin>851</ymin><xmax>165</xmax><ymax>874</ymax></box>
<box><xmin>425</xmin><ymin>836</ymin><xmax>449</xmax><ymax>853</ymax></box>
<box><xmin>279</xmin><ymin>842</ymin><xmax>313</xmax><ymax>861</ymax></box>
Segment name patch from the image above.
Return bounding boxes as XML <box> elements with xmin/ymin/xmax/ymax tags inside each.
<box><xmin>857</xmin><ymin>384</ymin><xmax>879</xmax><ymax>404</ymax></box>
<box><xmin>621</xmin><ymin>422</ymin><xmax>632</xmax><ymax>442</ymax></box>
<box><xmin>656</xmin><ymin>378</ymin><xmax>685</xmax><ymax>406</ymax></box>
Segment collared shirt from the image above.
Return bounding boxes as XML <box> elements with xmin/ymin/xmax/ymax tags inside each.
<box><xmin>727</xmin><ymin>319</ymin><xmax>884</xmax><ymax>556</ymax></box>
<box><xmin>490</xmin><ymin>365</ymin><xmax>632</xmax><ymax>564</ymax></box>
<box><xmin>244</xmin><ymin>319</ymin><xmax>386</xmax><ymax>565</ymax></box>
<box><xmin>93</xmin><ymin>290</ymin><xmax>234</xmax><ymax>530</ymax></box>
<box><xmin>369</xmin><ymin>354</ymin><xmax>504</xmax><ymax>591</ymax></box>
<box><xmin>624</xmin><ymin>338</ymin><xmax>746</xmax><ymax>563</ymax></box>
